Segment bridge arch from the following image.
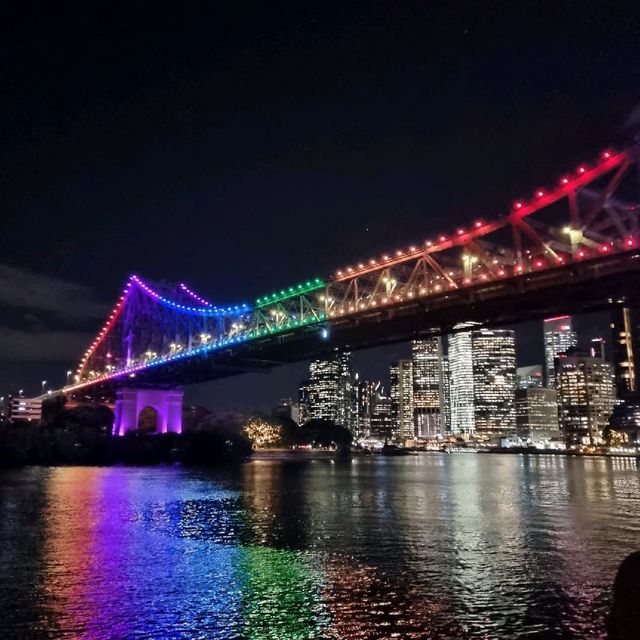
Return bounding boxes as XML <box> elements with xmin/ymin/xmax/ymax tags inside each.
<box><xmin>112</xmin><ymin>388</ymin><xmax>183</xmax><ymax>436</ymax></box>
<box><xmin>137</xmin><ymin>405</ymin><xmax>159</xmax><ymax>432</ymax></box>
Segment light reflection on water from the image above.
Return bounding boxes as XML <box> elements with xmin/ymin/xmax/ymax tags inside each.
<box><xmin>0</xmin><ymin>454</ymin><xmax>639</xmax><ymax>639</ymax></box>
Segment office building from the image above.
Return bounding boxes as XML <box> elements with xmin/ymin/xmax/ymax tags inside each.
<box><xmin>448</xmin><ymin>325</ymin><xmax>475</xmax><ymax>434</ymax></box>
<box><xmin>441</xmin><ymin>356</ymin><xmax>451</xmax><ymax>434</ymax></box>
<box><xmin>390</xmin><ymin>359</ymin><xmax>413</xmax><ymax>441</ymax></box>
<box><xmin>472</xmin><ymin>328</ymin><xmax>517</xmax><ymax>436</ymax></box>
<box><xmin>412</xmin><ymin>338</ymin><xmax>444</xmax><ymax>439</ymax></box>
<box><xmin>544</xmin><ymin>316</ymin><xmax>577</xmax><ymax>388</ymax></box>
<box><xmin>517</xmin><ymin>364</ymin><xmax>543</xmax><ymax>389</ymax></box>
<box><xmin>272</xmin><ymin>398</ymin><xmax>300</xmax><ymax>424</ymax></box>
<box><xmin>298</xmin><ymin>380</ymin><xmax>311</xmax><ymax>425</ymax></box>
<box><xmin>369</xmin><ymin>391</ymin><xmax>395</xmax><ymax>442</ymax></box>
<box><xmin>357</xmin><ymin>379</ymin><xmax>379</xmax><ymax>438</ymax></box>
<box><xmin>610</xmin><ymin>307</ymin><xmax>640</xmax><ymax>396</ymax></box>
<box><xmin>515</xmin><ymin>387</ymin><xmax>559</xmax><ymax>440</ymax></box>
<box><xmin>307</xmin><ymin>350</ymin><xmax>357</xmax><ymax>431</ymax></box>
<box><xmin>556</xmin><ymin>352</ymin><xmax>616</xmax><ymax>446</ymax></box>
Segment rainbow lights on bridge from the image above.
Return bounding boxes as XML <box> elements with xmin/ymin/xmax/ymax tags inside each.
<box><xmin>65</xmin><ymin>145</ymin><xmax>640</xmax><ymax>395</ymax></box>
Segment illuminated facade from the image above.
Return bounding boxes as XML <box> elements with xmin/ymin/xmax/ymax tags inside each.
<box><xmin>9</xmin><ymin>396</ymin><xmax>42</xmax><ymax>422</ymax></box>
<box><xmin>544</xmin><ymin>316</ymin><xmax>577</xmax><ymax>388</ymax></box>
<box><xmin>307</xmin><ymin>350</ymin><xmax>356</xmax><ymax>431</ymax></box>
<box><xmin>356</xmin><ymin>379</ymin><xmax>379</xmax><ymax>438</ymax></box>
<box><xmin>298</xmin><ymin>380</ymin><xmax>311</xmax><ymax>425</ymax></box>
<box><xmin>515</xmin><ymin>387</ymin><xmax>559</xmax><ymax>440</ymax></box>
<box><xmin>390</xmin><ymin>359</ymin><xmax>413</xmax><ymax>441</ymax></box>
<box><xmin>516</xmin><ymin>364</ymin><xmax>543</xmax><ymax>389</ymax></box>
<box><xmin>448</xmin><ymin>325</ymin><xmax>475</xmax><ymax>435</ymax></box>
<box><xmin>472</xmin><ymin>328</ymin><xmax>517</xmax><ymax>436</ymax></box>
<box><xmin>610</xmin><ymin>306</ymin><xmax>639</xmax><ymax>395</ymax></box>
<box><xmin>412</xmin><ymin>339</ymin><xmax>444</xmax><ymax>439</ymax></box>
<box><xmin>556</xmin><ymin>353</ymin><xmax>615</xmax><ymax>446</ymax></box>
<box><xmin>369</xmin><ymin>391</ymin><xmax>394</xmax><ymax>442</ymax></box>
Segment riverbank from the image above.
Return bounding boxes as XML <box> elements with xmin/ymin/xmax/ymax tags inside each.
<box><xmin>0</xmin><ymin>425</ymin><xmax>251</xmax><ymax>466</ymax></box>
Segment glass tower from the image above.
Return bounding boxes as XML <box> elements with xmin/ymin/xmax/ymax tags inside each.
<box><xmin>544</xmin><ymin>316</ymin><xmax>578</xmax><ymax>388</ymax></box>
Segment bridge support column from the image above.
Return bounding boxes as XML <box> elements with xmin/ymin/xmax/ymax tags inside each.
<box><xmin>112</xmin><ymin>388</ymin><xmax>184</xmax><ymax>436</ymax></box>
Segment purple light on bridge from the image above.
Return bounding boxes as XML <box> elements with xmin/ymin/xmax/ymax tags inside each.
<box><xmin>113</xmin><ymin>388</ymin><xmax>184</xmax><ymax>436</ymax></box>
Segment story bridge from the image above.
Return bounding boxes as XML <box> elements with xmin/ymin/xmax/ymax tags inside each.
<box><xmin>62</xmin><ymin>144</ymin><xmax>640</xmax><ymax>434</ymax></box>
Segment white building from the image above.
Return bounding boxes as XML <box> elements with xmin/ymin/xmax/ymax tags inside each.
<box><xmin>472</xmin><ymin>328</ymin><xmax>517</xmax><ymax>436</ymax></box>
<box><xmin>448</xmin><ymin>324</ymin><xmax>475</xmax><ymax>435</ymax></box>
<box><xmin>544</xmin><ymin>316</ymin><xmax>577</xmax><ymax>388</ymax></box>
<box><xmin>412</xmin><ymin>338</ymin><xmax>444</xmax><ymax>439</ymax></box>
<box><xmin>10</xmin><ymin>396</ymin><xmax>43</xmax><ymax>422</ymax></box>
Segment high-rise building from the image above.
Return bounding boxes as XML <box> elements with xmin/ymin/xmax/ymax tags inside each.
<box><xmin>517</xmin><ymin>364</ymin><xmax>544</xmax><ymax>389</ymax></box>
<box><xmin>307</xmin><ymin>350</ymin><xmax>357</xmax><ymax>431</ymax></box>
<box><xmin>356</xmin><ymin>379</ymin><xmax>379</xmax><ymax>438</ymax></box>
<box><xmin>440</xmin><ymin>356</ymin><xmax>451</xmax><ymax>434</ymax></box>
<box><xmin>556</xmin><ymin>352</ymin><xmax>616</xmax><ymax>446</ymax></box>
<box><xmin>515</xmin><ymin>387</ymin><xmax>559</xmax><ymax>440</ymax></box>
<box><xmin>448</xmin><ymin>325</ymin><xmax>475</xmax><ymax>435</ymax></box>
<box><xmin>390</xmin><ymin>359</ymin><xmax>413</xmax><ymax>442</ymax></box>
<box><xmin>472</xmin><ymin>328</ymin><xmax>517</xmax><ymax>436</ymax></box>
<box><xmin>369</xmin><ymin>391</ymin><xmax>394</xmax><ymax>442</ymax></box>
<box><xmin>272</xmin><ymin>398</ymin><xmax>300</xmax><ymax>424</ymax></box>
<box><xmin>298</xmin><ymin>380</ymin><xmax>311</xmax><ymax>425</ymax></box>
<box><xmin>412</xmin><ymin>338</ymin><xmax>444</xmax><ymax>439</ymax></box>
<box><xmin>544</xmin><ymin>316</ymin><xmax>578</xmax><ymax>388</ymax></box>
<box><xmin>610</xmin><ymin>307</ymin><xmax>640</xmax><ymax>396</ymax></box>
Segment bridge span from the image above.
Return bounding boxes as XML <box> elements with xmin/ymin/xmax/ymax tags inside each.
<box><xmin>60</xmin><ymin>144</ymin><xmax>640</xmax><ymax>434</ymax></box>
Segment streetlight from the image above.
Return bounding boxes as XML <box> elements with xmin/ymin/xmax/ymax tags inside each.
<box><xmin>66</xmin><ymin>370</ymin><xmax>72</xmax><ymax>386</ymax></box>
<box><xmin>41</xmin><ymin>380</ymin><xmax>47</xmax><ymax>396</ymax></box>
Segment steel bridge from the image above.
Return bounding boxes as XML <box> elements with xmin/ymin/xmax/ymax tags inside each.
<box><xmin>62</xmin><ymin>144</ymin><xmax>640</xmax><ymax>433</ymax></box>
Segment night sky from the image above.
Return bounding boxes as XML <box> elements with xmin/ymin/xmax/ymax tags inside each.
<box><xmin>1</xmin><ymin>2</ymin><xmax>639</xmax><ymax>410</ymax></box>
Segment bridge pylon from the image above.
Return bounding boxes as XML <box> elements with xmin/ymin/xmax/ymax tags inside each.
<box><xmin>112</xmin><ymin>387</ymin><xmax>184</xmax><ymax>436</ymax></box>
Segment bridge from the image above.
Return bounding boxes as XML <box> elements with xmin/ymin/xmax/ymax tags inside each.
<box><xmin>63</xmin><ymin>144</ymin><xmax>640</xmax><ymax>435</ymax></box>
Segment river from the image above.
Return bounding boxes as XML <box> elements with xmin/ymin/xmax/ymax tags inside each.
<box><xmin>1</xmin><ymin>454</ymin><xmax>638</xmax><ymax>639</ymax></box>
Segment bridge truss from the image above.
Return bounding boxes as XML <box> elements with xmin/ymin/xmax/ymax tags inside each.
<box><xmin>67</xmin><ymin>144</ymin><xmax>640</xmax><ymax>395</ymax></box>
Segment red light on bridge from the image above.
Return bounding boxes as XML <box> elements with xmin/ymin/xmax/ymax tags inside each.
<box><xmin>561</xmin><ymin>177</ymin><xmax>569</xmax><ymax>185</ymax></box>
<box><xmin>578</xmin><ymin>166</ymin><xmax>587</xmax><ymax>174</ymax></box>
<box><xmin>557</xmin><ymin>256</ymin><xmax>564</xmax><ymax>264</ymax></box>
<box><xmin>514</xmin><ymin>202</ymin><xmax>523</xmax><ymax>210</ymax></box>
<box><xmin>474</xmin><ymin>220</ymin><xmax>482</xmax><ymax>228</ymax></box>
<box><xmin>426</xmin><ymin>241</ymin><xmax>433</xmax><ymax>247</ymax></box>
<box><xmin>602</xmin><ymin>150</ymin><xmax>612</xmax><ymax>159</ymax></box>
<box><xmin>463</xmin><ymin>277</ymin><xmax>471</xmax><ymax>285</ymax></box>
<box><xmin>515</xmin><ymin>265</ymin><xmax>523</xmax><ymax>273</ymax></box>
<box><xmin>578</xmin><ymin>250</ymin><xmax>585</xmax><ymax>258</ymax></box>
<box><xmin>626</xmin><ymin>238</ymin><xmax>635</xmax><ymax>247</ymax></box>
<box><xmin>439</xmin><ymin>236</ymin><xmax>446</xmax><ymax>242</ymax></box>
<box><xmin>498</xmin><ymin>269</ymin><xmax>505</xmax><ymax>276</ymax></box>
<box><xmin>396</xmin><ymin>250</ymin><xmax>403</xmax><ymax>256</ymax></box>
<box><xmin>457</xmin><ymin>229</ymin><xmax>464</xmax><ymax>235</ymax></box>
<box><xmin>536</xmin><ymin>190</ymin><xmax>544</xmax><ymax>198</ymax></box>
<box><xmin>383</xmin><ymin>255</ymin><xmax>390</xmax><ymax>260</ymax></box>
<box><xmin>600</xmin><ymin>244</ymin><xmax>609</xmax><ymax>253</ymax></box>
<box><xmin>535</xmin><ymin>259</ymin><xmax>544</xmax><ymax>268</ymax></box>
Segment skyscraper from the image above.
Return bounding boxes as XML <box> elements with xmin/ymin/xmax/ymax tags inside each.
<box><xmin>307</xmin><ymin>350</ymin><xmax>357</xmax><ymax>431</ymax></box>
<box><xmin>390</xmin><ymin>359</ymin><xmax>413</xmax><ymax>442</ymax></box>
<box><xmin>610</xmin><ymin>306</ymin><xmax>639</xmax><ymax>396</ymax></box>
<box><xmin>448</xmin><ymin>325</ymin><xmax>475</xmax><ymax>435</ymax></box>
<box><xmin>369</xmin><ymin>390</ymin><xmax>394</xmax><ymax>442</ymax></box>
<box><xmin>412</xmin><ymin>338</ymin><xmax>444</xmax><ymax>439</ymax></box>
<box><xmin>472</xmin><ymin>328</ymin><xmax>517</xmax><ymax>436</ymax></box>
<box><xmin>298</xmin><ymin>380</ymin><xmax>311</xmax><ymax>425</ymax></box>
<box><xmin>515</xmin><ymin>387</ymin><xmax>559</xmax><ymax>440</ymax></box>
<box><xmin>356</xmin><ymin>379</ymin><xmax>379</xmax><ymax>438</ymax></box>
<box><xmin>441</xmin><ymin>356</ymin><xmax>451</xmax><ymax>434</ymax></box>
<box><xmin>544</xmin><ymin>316</ymin><xmax>578</xmax><ymax>388</ymax></box>
<box><xmin>556</xmin><ymin>352</ymin><xmax>615</xmax><ymax>446</ymax></box>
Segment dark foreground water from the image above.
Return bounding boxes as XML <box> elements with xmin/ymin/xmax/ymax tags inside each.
<box><xmin>1</xmin><ymin>455</ymin><xmax>639</xmax><ymax>639</ymax></box>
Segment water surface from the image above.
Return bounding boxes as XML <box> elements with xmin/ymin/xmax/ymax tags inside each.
<box><xmin>1</xmin><ymin>454</ymin><xmax>639</xmax><ymax>639</ymax></box>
